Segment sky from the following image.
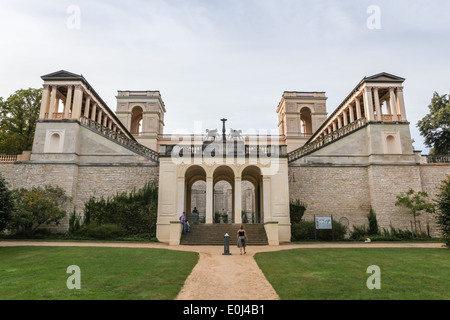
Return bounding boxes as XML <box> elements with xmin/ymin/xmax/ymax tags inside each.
<box><xmin>1</xmin><ymin>0</ymin><xmax>449</xmax><ymax>153</ymax></box>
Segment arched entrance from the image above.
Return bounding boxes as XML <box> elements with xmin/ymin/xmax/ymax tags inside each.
<box><xmin>213</xmin><ymin>166</ymin><xmax>235</xmax><ymax>224</ymax></box>
<box><xmin>185</xmin><ymin>165</ymin><xmax>207</xmax><ymax>224</ymax></box>
<box><xmin>242</xmin><ymin>165</ymin><xmax>263</xmax><ymax>224</ymax></box>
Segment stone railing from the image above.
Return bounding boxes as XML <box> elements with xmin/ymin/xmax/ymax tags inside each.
<box><xmin>0</xmin><ymin>151</ymin><xmax>31</xmax><ymax>163</ymax></box>
<box><xmin>425</xmin><ymin>155</ymin><xmax>450</xmax><ymax>164</ymax></box>
<box><xmin>80</xmin><ymin>116</ymin><xmax>159</xmax><ymax>163</ymax></box>
<box><xmin>288</xmin><ymin>118</ymin><xmax>367</xmax><ymax>162</ymax></box>
<box><xmin>160</xmin><ymin>142</ymin><xmax>287</xmax><ymax>158</ymax></box>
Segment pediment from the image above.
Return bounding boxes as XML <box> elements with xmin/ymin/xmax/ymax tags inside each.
<box><xmin>41</xmin><ymin>70</ymin><xmax>83</xmax><ymax>80</ymax></box>
<box><xmin>364</xmin><ymin>72</ymin><xmax>405</xmax><ymax>83</ymax></box>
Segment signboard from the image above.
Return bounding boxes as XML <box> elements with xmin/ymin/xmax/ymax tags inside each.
<box><xmin>315</xmin><ymin>217</ymin><xmax>333</xmax><ymax>230</ymax></box>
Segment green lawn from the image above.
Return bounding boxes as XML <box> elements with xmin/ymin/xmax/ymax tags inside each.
<box><xmin>0</xmin><ymin>246</ymin><xmax>198</xmax><ymax>300</ymax></box>
<box><xmin>254</xmin><ymin>248</ymin><xmax>450</xmax><ymax>300</ymax></box>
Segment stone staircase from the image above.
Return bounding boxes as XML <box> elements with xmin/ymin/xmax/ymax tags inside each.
<box><xmin>180</xmin><ymin>224</ymin><xmax>268</xmax><ymax>246</ymax></box>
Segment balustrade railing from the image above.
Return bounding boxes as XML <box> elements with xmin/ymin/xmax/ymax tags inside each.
<box><xmin>80</xmin><ymin>116</ymin><xmax>159</xmax><ymax>163</ymax></box>
<box><xmin>288</xmin><ymin>118</ymin><xmax>367</xmax><ymax>162</ymax></box>
<box><xmin>0</xmin><ymin>154</ymin><xmax>18</xmax><ymax>163</ymax></box>
<box><xmin>426</xmin><ymin>155</ymin><xmax>450</xmax><ymax>164</ymax></box>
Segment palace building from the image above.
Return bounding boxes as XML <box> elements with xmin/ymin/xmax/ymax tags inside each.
<box><xmin>1</xmin><ymin>70</ymin><xmax>448</xmax><ymax>245</ymax></box>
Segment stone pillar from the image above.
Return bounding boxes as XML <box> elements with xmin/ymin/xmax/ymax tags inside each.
<box><xmin>91</xmin><ymin>103</ymin><xmax>97</xmax><ymax>121</ymax></box>
<box><xmin>332</xmin><ymin>121</ymin><xmax>337</xmax><ymax>131</ymax></box>
<box><xmin>363</xmin><ymin>87</ymin><xmax>375</xmax><ymax>121</ymax></box>
<box><xmin>263</xmin><ymin>176</ymin><xmax>271</xmax><ymax>222</ymax></box>
<box><xmin>206</xmin><ymin>177</ymin><xmax>214</xmax><ymax>224</ymax></box>
<box><xmin>39</xmin><ymin>85</ymin><xmax>51</xmax><ymax>119</ymax></box>
<box><xmin>349</xmin><ymin>105</ymin><xmax>355</xmax><ymax>123</ymax></box>
<box><xmin>343</xmin><ymin>110</ymin><xmax>348</xmax><ymax>126</ymax></box>
<box><xmin>177</xmin><ymin>177</ymin><xmax>185</xmax><ymax>218</ymax></box>
<box><xmin>373</xmin><ymin>87</ymin><xmax>382</xmax><ymax>121</ymax></box>
<box><xmin>337</xmin><ymin>115</ymin><xmax>342</xmax><ymax>129</ymax></box>
<box><xmin>71</xmin><ymin>85</ymin><xmax>84</xmax><ymax>120</ymax></box>
<box><xmin>396</xmin><ymin>87</ymin><xmax>407</xmax><ymax>122</ymax></box>
<box><xmin>64</xmin><ymin>85</ymin><xmax>73</xmax><ymax>119</ymax></box>
<box><xmin>355</xmin><ymin>98</ymin><xmax>362</xmax><ymax>120</ymax></box>
<box><xmin>97</xmin><ymin>109</ymin><xmax>103</xmax><ymax>124</ymax></box>
<box><xmin>84</xmin><ymin>96</ymin><xmax>91</xmax><ymax>118</ymax></box>
<box><xmin>48</xmin><ymin>85</ymin><xmax>58</xmax><ymax>119</ymax></box>
<box><xmin>234</xmin><ymin>177</ymin><xmax>242</xmax><ymax>224</ymax></box>
<box><xmin>389</xmin><ymin>87</ymin><xmax>399</xmax><ymax>121</ymax></box>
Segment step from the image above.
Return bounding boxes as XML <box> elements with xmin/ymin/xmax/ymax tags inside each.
<box><xmin>180</xmin><ymin>224</ymin><xmax>268</xmax><ymax>246</ymax></box>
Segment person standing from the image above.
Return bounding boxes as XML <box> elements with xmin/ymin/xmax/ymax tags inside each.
<box><xmin>237</xmin><ymin>225</ymin><xmax>248</xmax><ymax>255</ymax></box>
<box><xmin>180</xmin><ymin>212</ymin><xmax>187</xmax><ymax>234</ymax></box>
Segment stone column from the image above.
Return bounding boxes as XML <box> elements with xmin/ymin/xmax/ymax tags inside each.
<box><xmin>64</xmin><ymin>85</ymin><xmax>73</xmax><ymax>119</ymax></box>
<box><xmin>84</xmin><ymin>96</ymin><xmax>91</xmax><ymax>118</ymax></box>
<box><xmin>332</xmin><ymin>121</ymin><xmax>337</xmax><ymax>131</ymax></box>
<box><xmin>206</xmin><ymin>177</ymin><xmax>214</xmax><ymax>224</ymax></box>
<box><xmin>234</xmin><ymin>177</ymin><xmax>242</xmax><ymax>225</ymax></box>
<box><xmin>373</xmin><ymin>87</ymin><xmax>382</xmax><ymax>121</ymax></box>
<box><xmin>337</xmin><ymin>115</ymin><xmax>342</xmax><ymax>129</ymax></box>
<box><xmin>39</xmin><ymin>85</ymin><xmax>51</xmax><ymax>119</ymax></box>
<box><xmin>349</xmin><ymin>105</ymin><xmax>355</xmax><ymax>123</ymax></box>
<box><xmin>91</xmin><ymin>103</ymin><xmax>97</xmax><ymax>121</ymax></box>
<box><xmin>355</xmin><ymin>98</ymin><xmax>362</xmax><ymax>120</ymax></box>
<box><xmin>363</xmin><ymin>87</ymin><xmax>375</xmax><ymax>121</ymax></box>
<box><xmin>263</xmin><ymin>176</ymin><xmax>271</xmax><ymax>222</ymax></box>
<box><xmin>48</xmin><ymin>85</ymin><xmax>58</xmax><ymax>119</ymax></box>
<box><xmin>343</xmin><ymin>110</ymin><xmax>348</xmax><ymax>126</ymax></box>
<box><xmin>396</xmin><ymin>87</ymin><xmax>407</xmax><ymax>122</ymax></box>
<box><xmin>97</xmin><ymin>109</ymin><xmax>103</xmax><ymax>124</ymax></box>
<box><xmin>389</xmin><ymin>87</ymin><xmax>398</xmax><ymax>121</ymax></box>
<box><xmin>71</xmin><ymin>85</ymin><xmax>84</xmax><ymax>120</ymax></box>
<box><xmin>177</xmin><ymin>177</ymin><xmax>185</xmax><ymax>219</ymax></box>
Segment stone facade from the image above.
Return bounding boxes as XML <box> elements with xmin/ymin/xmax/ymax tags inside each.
<box><xmin>1</xmin><ymin>70</ymin><xmax>449</xmax><ymax>244</ymax></box>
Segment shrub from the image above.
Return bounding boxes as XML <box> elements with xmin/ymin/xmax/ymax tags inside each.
<box><xmin>436</xmin><ymin>175</ymin><xmax>450</xmax><ymax>248</ymax></box>
<box><xmin>291</xmin><ymin>220</ymin><xmax>347</xmax><ymax>241</ymax></box>
<box><xmin>81</xmin><ymin>180</ymin><xmax>158</xmax><ymax>238</ymax></box>
<box><xmin>367</xmin><ymin>208</ymin><xmax>380</xmax><ymax>236</ymax></box>
<box><xmin>290</xmin><ymin>200</ymin><xmax>307</xmax><ymax>224</ymax></box>
<box><xmin>0</xmin><ymin>174</ymin><xmax>13</xmax><ymax>233</ymax></box>
<box><xmin>76</xmin><ymin>223</ymin><xmax>127</xmax><ymax>240</ymax></box>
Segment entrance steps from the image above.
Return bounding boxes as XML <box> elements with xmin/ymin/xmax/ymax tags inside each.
<box><xmin>180</xmin><ymin>224</ymin><xmax>268</xmax><ymax>246</ymax></box>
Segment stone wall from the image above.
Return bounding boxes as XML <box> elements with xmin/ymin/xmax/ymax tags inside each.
<box><xmin>0</xmin><ymin>162</ymin><xmax>159</xmax><ymax>231</ymax></box>
<box><xmin>289</xmin><ymin>163</ymin><xmax>450</xmax><ymax>237</ymax></box>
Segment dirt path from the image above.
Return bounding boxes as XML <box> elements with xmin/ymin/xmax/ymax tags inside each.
<box><xmin>0</xmin><ymin>241</ymin><xmax>444</xmax><ymax>300</ymax></box>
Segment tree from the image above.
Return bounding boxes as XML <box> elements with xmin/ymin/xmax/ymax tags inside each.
<box><xmin>290</xmin><ymin>200</ymin><xmax>308</xmax><ymax>224</ymax></box>
<box><xmin>417</xmin><ymin>92</ymin><xmax>450</xmax><ymax>155</ymax></box>
<box><xmin>367</xmin><ymin>207</ymin><xmax>380</xmax><ymax>236</ymax></box>
<box><xmin>436</xmin><ymin>175</ymin><xmax>450</xmax><ymax>248</ymax></box>
<box><xmin>9</xmin><ymin>185</ymin><xmax>69</xmax><ymax>236</ymax></box>
<box><xmin>0</xmin><ymin>173</ymin><xmax>13</xmax><ymax>233</ymax></box>
<box><xmin>0</xmin><ymin>88</ymin><xmax>42</xmax><ymax>154</ymax></box>
<box><xmin>395</xmin><ymin>189</ymin><xmax>436</xmax><ymax>234</ymax></box>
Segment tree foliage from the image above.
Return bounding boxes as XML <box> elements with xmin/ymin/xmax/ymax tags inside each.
<box><xmin>417</xmin><ymin>92</ymin><xmax>450</xmax><ymax>155</ymax></box>
<box><xmin>9</xmin><ymin>185</ymin><xmax>70</xmax><ymax>236</ymax></box>
<box><xmin>395</xmin><ymin>189</ymin><xmax>436</xmax><ymax>234</ymax></box>
<box><xmin>436</xmin><ymin>175</ymin><xmax>450</xmax><ymax>248</ymax></box>
<box><xmin>0</xmin><ymin>174</ymin><xmax>13</xmax><ymax>233</ymax></box>
<box><xmin>0</xmin><ymin>88</ymin><xmax>42</xmax><ymax>154</ymax></box>
<box><xmin>289</xmin><ymin>199</ymin><xmax>308</xmax><ymax>224</ymax></box>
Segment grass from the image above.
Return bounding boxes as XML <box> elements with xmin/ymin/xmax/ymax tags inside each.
<box><xmin>254</xmin><ymin>248</ymin><xmax>450</xmax><ymax>300</ymax></box>
<box><xmin>0</xmin><ymin>246</ymin><xmax>198</xmax><ymax>300</ymax></box>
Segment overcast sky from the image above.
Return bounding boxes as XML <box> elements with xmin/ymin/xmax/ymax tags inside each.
<box><xmin>1</xmin><ymin>0</ymin><xmax>449</xmax><ymax>153</ymax></box>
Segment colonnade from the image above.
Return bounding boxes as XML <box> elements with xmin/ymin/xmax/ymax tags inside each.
<box><xmin>39</xmin><ymin>83</ymin><xmax>130</xmax><ymax>139</ymax></box>
<box><xmin>316</xmin><ymin>84</ymin><xmax>407</xmax><ymax>140</ymax></box>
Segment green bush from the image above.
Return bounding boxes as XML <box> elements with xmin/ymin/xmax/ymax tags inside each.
<box><xmin>80</xmin><ymin>180</ymin><xmax>158</xmax><ymax>239</ymax></box>
<box><xmin>290</xmin><ymin>200</ymin><xmax>307</xmax><ymax>224</ymax></box>
<box><xmin>350</xmin><ymin>224</ymin><xmax>431</xmax><ymax>241</ymax></box>
<box><xmin>76</xmin><ymin>223</ymin><xmax>127</xmax><ymax>240</ymax></box>
<box><xmin>291</xmin><ymin>220</ymin><xmax>347</xmax><ymax>241</ymax></box>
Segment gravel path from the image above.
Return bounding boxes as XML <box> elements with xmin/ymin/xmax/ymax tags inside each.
<box><xmin>0</xmin><ymin>241</ymin><xmax>444</xmax><ymax>300</ymax></box>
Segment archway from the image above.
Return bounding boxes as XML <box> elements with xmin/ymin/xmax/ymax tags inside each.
<box><xmin>213</xmin><ymin>166</ymin><xmax>235</xmax><ymax>224</ymax></box>
<box><xmin>242</xmin><ymin>165</ymin><xmax>263</xmax><ymax>224</ymax></box>
<box><xmin>130</xmin><ymin>106</ymin><xmax>143</xmax><ymax>136</ymax></box>
<box><xmin>300</xmin><ymin>107</ymin><xmax>312</xmax><ymax>136</ymax></box>
<box><xmin>185</xmin><ymin>165</ymin><xmax>207</xmax><ymax>224</ymax></box>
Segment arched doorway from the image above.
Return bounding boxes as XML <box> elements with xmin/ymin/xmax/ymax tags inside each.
<box><xmin>242</xmin><ymin>165</ymin><xmax>263</xmax><ymax>224</ymax></box>
<box><xmin>213</xmin><ymin>166</ymin><xmax>235</xmax><ymax>224</ymax></box>
<box><xmin>185</xmin><ymin>165</ymin><xmax>207</xmax><ymax>224</ymax></box>
<box><xmin>130</xmin><ymin>106</ymin><xmax>143</xmax><ymax>136</ymax></box>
